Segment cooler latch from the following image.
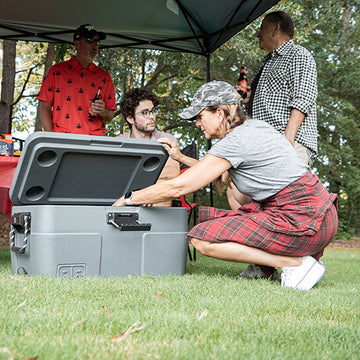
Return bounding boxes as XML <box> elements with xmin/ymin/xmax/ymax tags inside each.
<box><xmin>107</xmin><ymin>212</ymin><xmax>151</xmax><ymax>231</ymax></box>
<box><xmin>10</xmin><ymin>212</ymin><xmax>31</xmax><ymax>254</ymax></box>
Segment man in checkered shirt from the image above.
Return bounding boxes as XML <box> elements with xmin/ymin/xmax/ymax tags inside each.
<box><xmin>242</xmin><ymin>11</ymin><xmax>318</xmax><ymax>166</ymax></box>
<box><xmin>239</xmin><ymin>11</ymin><xmax>318</xmax><ymax>280</ymax></box>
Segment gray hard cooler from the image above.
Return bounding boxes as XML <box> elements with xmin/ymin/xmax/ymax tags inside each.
<box><xmin>9</xmin><ymin>132</ymin><xmax>188</xmax><ymax>278</ymax></box>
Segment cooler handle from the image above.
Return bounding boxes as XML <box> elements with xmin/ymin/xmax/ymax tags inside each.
<box><xmin>10</xmin><ymin>212</ymin><xmax>31</xmax><ymax>254</ymax></box>
<box><xmin>107</xmin><ymin>212</ymin><xmax>151</xmax><ymax>231</ymax></box>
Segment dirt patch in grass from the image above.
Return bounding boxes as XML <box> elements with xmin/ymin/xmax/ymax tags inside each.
<box><xmin>0</xmin><ymin>212</ymin><xmax>10</xmax><ymax>249</ymax></box>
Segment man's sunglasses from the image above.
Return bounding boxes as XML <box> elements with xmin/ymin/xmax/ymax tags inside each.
<box><xmin>80</xmin><ymin>37</ymin><xmax>100</xmax><ymax>45</ymax></box>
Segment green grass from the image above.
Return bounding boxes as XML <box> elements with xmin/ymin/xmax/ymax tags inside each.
<box><xmin>0</xmin><ymin>248</ymin><xmax>359</xmax><ymax>360</ymax></box>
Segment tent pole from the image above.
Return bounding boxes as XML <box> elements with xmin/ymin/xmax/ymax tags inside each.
<box><xmin>206</xmin><ymin>53</ymin><xmax>214</xmax><ymax>207</ymax></box>
<box><xmin>206</xmin><ymin>54</ymin><xmax>210</xmax><ymax>81</ymax></box>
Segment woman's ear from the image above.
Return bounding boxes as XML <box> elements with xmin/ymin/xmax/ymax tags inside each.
<box><xmin>216</xmin><ymin>107</ymin><xmax>225</xmax><ymax>120</ymax></box>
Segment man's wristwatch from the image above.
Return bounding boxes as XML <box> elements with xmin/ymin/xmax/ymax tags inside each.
<box><xmin>124</xmin><ymin>191</ymin><xmax>133</xmax><ymax>206</ymax></box>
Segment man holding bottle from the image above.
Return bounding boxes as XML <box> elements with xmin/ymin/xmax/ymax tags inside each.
<box><xmin>37</xmin><ymin>24</ymin><xmax>116</xmax><ymax>135</ymax></box>
<box><xmin>242</xmin><ymin>11</ymin><xmax>318</xmax><ymax>165</ymax></box>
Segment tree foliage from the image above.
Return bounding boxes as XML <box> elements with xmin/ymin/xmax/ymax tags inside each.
<box><xmin>295</xmin><ymin>0</ymin><xmax>360</xmax><ymax>237</ymax></box>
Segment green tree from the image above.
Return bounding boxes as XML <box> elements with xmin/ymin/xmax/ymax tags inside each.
<box><xmin>293</xmin><ymin>0</ymin><xmax>360</xmax><ymax>238</ymax></box>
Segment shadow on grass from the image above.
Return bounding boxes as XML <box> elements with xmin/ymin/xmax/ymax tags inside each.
<box><xmin>0</xmin><ymin>248</ymin><xmax>10</xmax><ymax>264</ymax></box>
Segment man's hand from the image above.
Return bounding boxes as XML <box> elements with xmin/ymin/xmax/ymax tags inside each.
<box><xmin>89</xmin><ymin>99</ymin><xmax>106</xmax><ymax>116</ymax></box>
<box><xmin>235</xmin><ymin>85</ymin><xmax>251</xmax><ymax>105</ymax></box>
<box><xmin>90</xmin><ymin>99</ymin><xmax>115</xmax><ymax>123</ymax></box>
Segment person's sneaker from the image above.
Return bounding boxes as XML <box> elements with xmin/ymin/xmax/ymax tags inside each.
<box><xmin>238</xmin><ymin>264</ymin><xmax>281</xmax><ymax>281</ymax></box>
<box><xmin>281</xmin><ymin>256</ymin><xmax>326</xmax><ymax>290</ymax></box>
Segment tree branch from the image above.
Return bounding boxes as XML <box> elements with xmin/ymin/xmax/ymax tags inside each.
<box><xmin>12</xmin><ymin>67</ymin><xmax>34</xmax><ymax>106</ymax></box>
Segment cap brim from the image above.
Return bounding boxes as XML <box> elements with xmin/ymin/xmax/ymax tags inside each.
<box><xmin>97</xmin><ymin>31</ymin><xmax>106</xmax><ymax>40</ymax></box>
<box><xmin>179</xmin><ymin>105</ymin><xmax>204</xmax><ymax>120</ymax></box>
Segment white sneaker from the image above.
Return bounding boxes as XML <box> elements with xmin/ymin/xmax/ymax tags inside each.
<box><xmin>281</xmin><ymin>256</ymin><xmax>326</xmax><ymax>290</ymax></box>
<box><xmin>238</xmin><ymin>264</ymin><xmax>281</xmax><ymax>281</ymax></box>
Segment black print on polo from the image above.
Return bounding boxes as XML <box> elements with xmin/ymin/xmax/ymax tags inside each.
<box><xmin>67</xmin><ymin>79</ymin><xmax>72</xmax><ymax>83</ymax></box>
<box><xmin>56</xmin><ymin>88</ymin><xmax>60</xmax><ymax>93</ymax></box>
<box><xmin>66</xmin><ymin>96</ymin><xmax>71</xmax><ymax>101</ymax></box>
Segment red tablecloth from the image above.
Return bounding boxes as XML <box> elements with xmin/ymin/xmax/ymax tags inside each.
<box><xmin>0</xmin><ymin>156</ymin><xmax>19</xmax><ymax>221</ymax></box>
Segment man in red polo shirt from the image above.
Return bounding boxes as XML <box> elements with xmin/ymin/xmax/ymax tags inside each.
<box><xmin>37</xmin><ymin>24</ymin><xmax>116</xmax><ymax>135</ymax></box>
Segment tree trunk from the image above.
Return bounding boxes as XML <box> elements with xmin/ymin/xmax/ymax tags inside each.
<box><xmin>0</xmin><ymin>40</ymin><xmax>16</xmax><ymax>134</ymax></box>
<box><xmin>34</xmin><ymin>43</ymin><xmax>55</xmax><ymax>132</ymax></box>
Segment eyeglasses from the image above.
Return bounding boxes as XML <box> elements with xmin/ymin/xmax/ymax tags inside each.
<box><xmin>81</xmin><ymin>37</ymin><xmax>100</xmax><ymax>45</ymax></box>
<box><xmin>135</xmin><ymin>109</ymin><xmax>157</xmax><ymax>118</ymax></box>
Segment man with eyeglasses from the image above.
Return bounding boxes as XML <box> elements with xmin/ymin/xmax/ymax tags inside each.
<box><xmin>118</xmin><ymin>88</ymin><xmax>180</xmax><ymax>206</ymax></box>
<box><xmin>37</xmin><ymin>24</ymin><xmax>116</xmax><ymax>135</ymax></box>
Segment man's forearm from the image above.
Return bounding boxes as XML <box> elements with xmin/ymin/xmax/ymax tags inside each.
<box><xmin>284</xmin><ymin>108</ymin><xmax>305</xmax><ymax>146</ymax></box>
<box><xmin>99</xmin><ymin>109</ymin><xmax>115</xmax><ymax>123</ymax></box>
<box><xmin>39</xmin><ymin>101</ymin><xmax>53</xmax><ymax>132</ymax></box>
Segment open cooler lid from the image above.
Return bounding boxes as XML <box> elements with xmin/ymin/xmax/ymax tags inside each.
<box><xmin>9</xmin><ymin>132</ymin><xmax>169</xmax><ymax>206</ymax></box>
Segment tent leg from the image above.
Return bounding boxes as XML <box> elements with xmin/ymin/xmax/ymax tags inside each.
<box><xmin>206</xmin><ymin>54</ymin><xmax>214</xmax><ymax>207</ymax></box>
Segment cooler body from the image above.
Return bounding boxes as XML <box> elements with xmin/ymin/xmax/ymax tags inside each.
<box><xmin>10</xmin><ymin>205</ymin><xmax>188</xmax><ymax>278</ymax></box>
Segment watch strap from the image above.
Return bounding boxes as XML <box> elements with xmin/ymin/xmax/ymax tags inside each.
<box><xmin>125</xmin><ymin>191</ymin><xmax>133</xmax><ymax>206</ymax></box>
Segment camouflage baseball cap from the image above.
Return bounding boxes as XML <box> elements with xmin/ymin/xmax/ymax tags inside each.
<box><xmin>179</xmin><ymin>80</ymin><xmax>240</xmax><ymax>119</ymax></box>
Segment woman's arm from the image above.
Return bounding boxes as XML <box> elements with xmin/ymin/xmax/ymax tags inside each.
<box><xmin>112</xmin><ymin>153</ymin><xmax>232</xmax><ymax>206</ymax></box>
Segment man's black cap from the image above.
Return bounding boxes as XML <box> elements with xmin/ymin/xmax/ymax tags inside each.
<box><xmin>73</xmin><ymin>24</ymin><xmax>106</xmax><ymax>41</ymax></box>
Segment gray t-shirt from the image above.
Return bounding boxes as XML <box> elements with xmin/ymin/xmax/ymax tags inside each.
<box><xmin>209</xmin><ymin>119</ymin><xmax>308</xmax><ymax>201</ymax></box>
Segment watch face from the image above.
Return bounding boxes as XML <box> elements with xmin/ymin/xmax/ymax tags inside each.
<box><xmin>125</xmin><ymin>191</ymin><xmax>132</xmax><ymax>199</ymax></box>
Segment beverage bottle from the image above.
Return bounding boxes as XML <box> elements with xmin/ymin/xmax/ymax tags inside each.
<box><xmin>237</xmin><ymin>67</ymin><xmax>248</xmax><ymax>99</ymax></box>
<box><xmin>88</xmin><ymin>86</ymin><xmax>102</xmax><ymax>118</ymax></box>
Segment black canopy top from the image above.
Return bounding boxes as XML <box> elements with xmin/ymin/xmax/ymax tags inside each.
<box><xmin>0</xmin><ymin>0</ymin><xmax>280</xmax><ymax>55</ymax></box>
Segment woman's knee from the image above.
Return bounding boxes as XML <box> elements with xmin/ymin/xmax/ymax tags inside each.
<box><xmin>190</xmin><ymin>237</ymin><xmax>212</xmax><ymax>255</ymax></box>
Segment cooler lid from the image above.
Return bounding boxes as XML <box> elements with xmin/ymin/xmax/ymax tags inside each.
<box><xmin>9</xmin><ymin>132</ymin><xmax>169</xmax><ymax>206</ymax></box>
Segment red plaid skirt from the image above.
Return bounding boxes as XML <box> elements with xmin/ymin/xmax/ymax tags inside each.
<box><xmin>188</xmin><ymin>171</ymin><xmax>338</xmax><ymax>259</ymax></box>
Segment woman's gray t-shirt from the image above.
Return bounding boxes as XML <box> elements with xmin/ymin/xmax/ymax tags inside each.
<box><xmin>208</xmin><ymin>119</ymin><xmax>308</xmax><ymax>201</ymax></box>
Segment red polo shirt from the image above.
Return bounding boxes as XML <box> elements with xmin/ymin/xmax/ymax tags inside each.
<box><xmin>37</xmin><ymin>56</ymin><xmax>116</xmax><ymax>135</ymax></box>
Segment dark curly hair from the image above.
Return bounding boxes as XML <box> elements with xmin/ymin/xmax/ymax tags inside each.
<box><xmin>120</xmin><ymin>88</ymin><xmax>159</xmax><ymax>128</ymax></box>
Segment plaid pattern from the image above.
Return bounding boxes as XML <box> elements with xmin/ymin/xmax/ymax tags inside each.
<box><xmin>188</xmin><ymin>171</ymin><xmax>338</xmax><ymax>259</ymax></box>
<box><xmin>251</xmin><ymin>40</ymin><xmax>318</xmax><ymax>161</ymax></box>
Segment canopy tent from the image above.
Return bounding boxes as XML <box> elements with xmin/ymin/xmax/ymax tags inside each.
<box><xmin>0</xmin><ymin>0</ymin><xmax>280</xmax><ymax>56</ymax></box>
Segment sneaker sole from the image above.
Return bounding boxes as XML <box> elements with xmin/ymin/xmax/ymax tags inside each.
<box><xmin>296</xmin><ymin>261</ymin><xmax>326</xmax><ymax>290</ymax></box>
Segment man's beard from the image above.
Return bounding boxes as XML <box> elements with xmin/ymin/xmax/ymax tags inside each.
<box><xmin>133</xmin><ymin>121</ymin><xmax>154</xmax><ymax>134</ymax></box>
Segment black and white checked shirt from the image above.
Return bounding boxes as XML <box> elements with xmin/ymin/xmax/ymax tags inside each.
<box><xmin>251</xmin><ymin>40</ymin><xmax>318</xmax><ymax>160</ymax></box>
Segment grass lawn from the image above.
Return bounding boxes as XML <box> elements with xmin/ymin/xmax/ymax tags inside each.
<box><xmin>0</xmin><ymin>247</ymin><xmax>359</xmax><ymax>360</ymax></box>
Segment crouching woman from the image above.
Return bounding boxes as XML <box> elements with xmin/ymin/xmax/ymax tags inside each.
<box><xmin>113</xmin><ymin>81</ymin><xmax>338</xmax><ymax>290</ymax></box>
